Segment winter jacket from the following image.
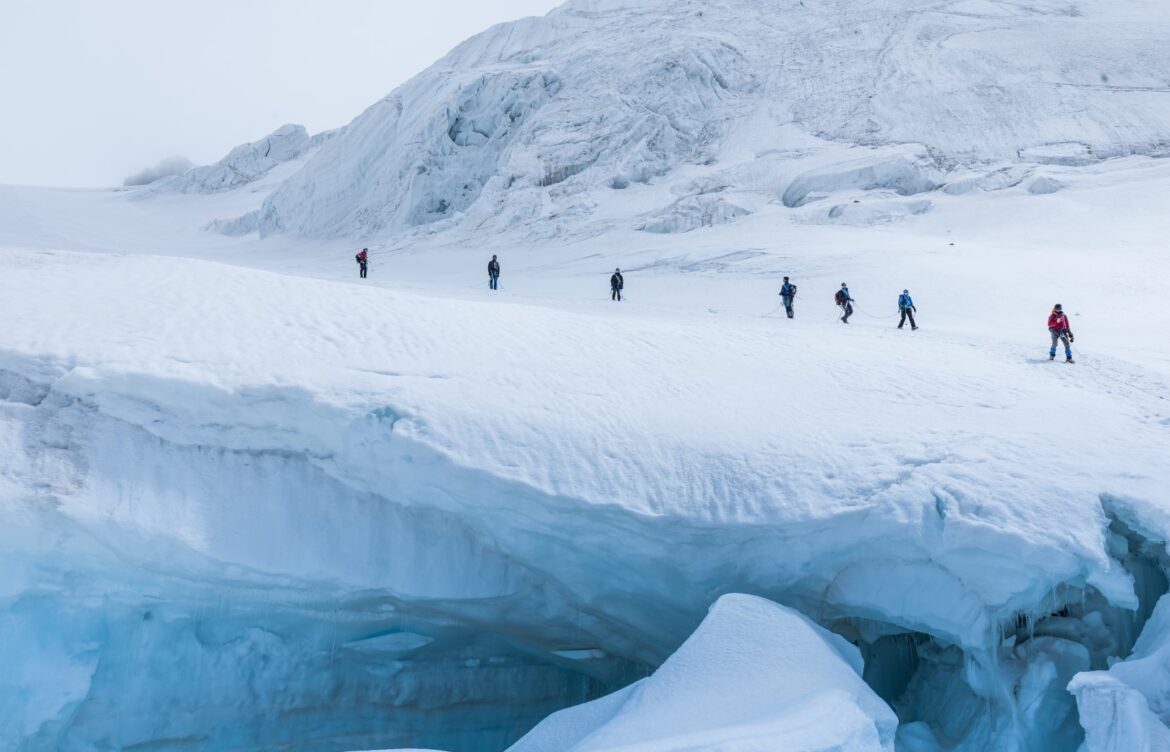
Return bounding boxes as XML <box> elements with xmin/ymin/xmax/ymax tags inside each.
<box><xmin>898</xmin><ymin>293</ymin><xmax>915</xmax><ymax>311</ymax></box>
<box><xmin>1048</xmin><ymin>313</ymin><xmax>1071</xmax><ymax>333</ymax></box>
<box><xmin>356</xmin><ymin>251</ymin><xmax>368</xmax><ymax>264</ymax></box>
<box><xmin>780</xmin><ymin>283</ymin><xmax>796</xmax><ymax>299</ymax></box>
<box><xmin>611</xmin><ymin>273</ymin><xmax>624</xmax><ymax>290</ymax></box>
<box><xmin>488</xmin><ymin>260</ymin><xmax>500</xmax><ymax>276</ymax></box>
<box><xmin>837</xmin><ymin>288</ymin><xmax>853</xmax><ymax>304</ymax></box>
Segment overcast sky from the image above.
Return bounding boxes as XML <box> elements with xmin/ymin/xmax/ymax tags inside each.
<box><xmin>0</xmin><ymin>0</ymin><xmax>561</xmax><ymax>187</ymax></box>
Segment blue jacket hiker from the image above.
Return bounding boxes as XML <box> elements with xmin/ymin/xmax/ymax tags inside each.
<box><xmin>779</xmin><ymin>277</ymin><xmax>797</xmax><ymax>319</ymax></box>
<box><xmin>898</xmin><ymin>290</ymin><xmax>918</xmax><ymax>331</ymax></box>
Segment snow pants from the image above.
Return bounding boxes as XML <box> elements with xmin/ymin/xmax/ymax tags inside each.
<box><xmin>359</xmin><ymin>263</ymin><xmax>367</xmax><ymax>279</ymax></box>
<box><xmin>782</xmin><ymin>296</ymin><xmax>794</xmax><ymax>318</ymax></box>
<box><xmin>840</xmin><ymin>302</ymin><xmax>853</xmax><ymax>323</ymax></box>
<box><xmin>490</xmin><ymin>273</ymin><xmax>498</xmax><ymax>290</ymax></box>
<box><xmin>612</xmin><ymin>287</ymin><xmax>622</xmax><ymax>301</ymax></box>
<box><xmin>1050</xmin><ymin>330</ymin><xmax>1072</xmax><ymax>358</ymax></box>
<box><xmin>899</xmin><ymin>309</ymin><xmax>916</xmax><ymax>329</ymax></box>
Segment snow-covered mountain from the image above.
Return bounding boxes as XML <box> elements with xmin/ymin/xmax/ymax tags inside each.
<box><xmin>3</xmin><ymin>1</ymin><xmax>1170</xmax><ymax>752</ymax></box>
<box><xmin>226</xmin><ymin>0</ymin><xmax>1170</xmax><ymax>241</ymax></box>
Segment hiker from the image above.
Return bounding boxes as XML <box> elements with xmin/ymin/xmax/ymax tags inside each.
<box><xmin>355</xmin><ymin>248</ymin><xmax>369</xmax><ymax>279</ymax></box>
<box><xmin>898</xmin><ymin>289</ymin><xmax>918</xmax><ymax>330</ymax></box>
<box><xmin>779</xmin><ymin>276</ymin><xmax>797</xmax><ymax>319</ymax></box>
<box><xmin>835</xmin><ymin>283</ymin><xmax>854</xmax><ymax>324</ymax></box>
<box><xmin>488</xmin><ymin>254</ymin><xmax>500</xmax><ymax>290</ymax></box>
<box><xmin>611</xmin><ymin>268</ymin><xmax>624</xmax><ymax>301</ymax></box>
<box><xmin>1048</xmin><ymin>304</ymin><xmax>1075</xmax><ymax>363</ymax></box>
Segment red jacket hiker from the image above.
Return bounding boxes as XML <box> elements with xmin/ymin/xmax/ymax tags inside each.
<box><xmin>355</xmin><ymin>248</ymin><xmax>369</xmax><ymax>278</ymax></box>
<box><xmin>1047</xmin><ymin>305</ymin><xmax>1074</xmax><ymax>362</ymax></box>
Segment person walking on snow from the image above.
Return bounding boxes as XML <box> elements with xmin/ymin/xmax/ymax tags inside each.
<box><xmin>780</xmin><ymin>276</ymin><xmax>797</xmax><ymax>319</ymax></box>
<box><xmin>611</xmin><ymin>268</ymin><xmax>624</xmax><ymax>301</ymax></box>
<box><xmin>355</xmin><ymin>248</ymin><xmax>369</xmax><ymax>279</ymax></box>
<box><xmin>488</xmin><ymin>254</ymin><xmax>501</xmax><ymax>290</ymax></box>
<box><xmin>1048</xmin><ymin>304</ymin><xmax>1075</xmax><ymax>363</ymax></box>
<box><xmin>835</xmin><ymin>283</ymin><xmax>854</xmax><ymax>324</ymax></box>
<box><xmin>898</xmin><ymin>289</ymin><xmax>918</xmax><ymax>330</ymax></box>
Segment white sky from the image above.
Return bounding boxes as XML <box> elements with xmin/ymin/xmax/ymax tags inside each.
<box><xmin>0</xmin><ymin>0</ymin><xmax>562</xmax><ymax>187</ymax></box>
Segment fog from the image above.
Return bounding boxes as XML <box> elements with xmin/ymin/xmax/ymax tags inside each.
<box><xmin>0</xmin><ymin>0</ymin><xmax>560</xmax><ymax>187</ymax></box>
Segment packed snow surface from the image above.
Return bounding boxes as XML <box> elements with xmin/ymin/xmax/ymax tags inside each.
<box><xmin>3</xmin><ymin>0</ymin><xmax>1170</xmax><ymax>750</ymax></box>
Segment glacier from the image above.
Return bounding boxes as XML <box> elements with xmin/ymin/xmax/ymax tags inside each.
<box><xmin>3</xmin><ymin>0</ymin><xmax>1170</xmax><ymax>750</ymax></box>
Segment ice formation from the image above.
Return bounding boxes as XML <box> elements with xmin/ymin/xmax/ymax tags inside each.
<box><xmin>155</xmin><ymin>123</ymin><xmax>316</xmax><ymax>194</ymax></box>
<box><xmin>238</xmin><ymin>0</ymin><xmax>1170</xmax><ymax>240</ymax></box>
<box><xmin>508</xmin><ymin>594</ymin><xmax>898</xmax><ymax>752</ymax></box>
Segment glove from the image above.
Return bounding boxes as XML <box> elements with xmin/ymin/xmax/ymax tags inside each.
<box><xmin>1068</xmin><ymin>333</ymin><xmax>1075</xmax><ymax>343</ymax></box>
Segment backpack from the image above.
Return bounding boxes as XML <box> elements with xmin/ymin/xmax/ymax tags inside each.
<box><xmin>834</xmin><ymin>290</ymin><xmax>847</xmax><ymax>305</ymax></box>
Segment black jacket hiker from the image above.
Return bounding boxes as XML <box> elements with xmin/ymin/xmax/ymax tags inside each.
<box><xmin>836</xmin><ymin>285</ymin><xmax>854</xmax><ymax>323</ymax></box>
<box><xmin>488</xmin><ymin>256</ymin><xmax>500</xmax><ymax>290</ymax></box>
<box><xmin>611</xmin><ymin>269</ymin><xmax>624</xmax><ymax>301</ymax></box>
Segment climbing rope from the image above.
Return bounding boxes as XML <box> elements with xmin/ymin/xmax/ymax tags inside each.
<box><xmin>852</xmin><ymin>304</ymin><xmax>901</xmax><ymax>320</ymax></box>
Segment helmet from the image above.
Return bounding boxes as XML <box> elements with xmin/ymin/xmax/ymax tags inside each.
<box><xmin>903</xmin><ymin>289</ymin><xmax>909</xmax><ymax>294</ymax></box>
<box><xmin>1054</xmin><ymin>304</ymin><xmax>1063</xmax><ymax>312</ymax></box>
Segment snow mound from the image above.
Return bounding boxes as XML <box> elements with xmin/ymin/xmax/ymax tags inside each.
<box><xmin>941</xmin><ymin>165</ymin><xmax>1033</xmax><ymax>195</ymax></box>
<box><xmin>814</xmin><ymin>198</ymin><xmax>932</xmax><ymax>226</ymax></box>
<box><xmin>248</xmin><ymin>0</ymin><xmax>1170</xmax><ymax>239</ymax></box>
<box><xmin>1019</xmin><ymin>142</ymin><xmax>1096</xmax><ymax>167</ymax></box>
<box><xmin>508</xmin><ymin>594</ymin><xmax>897</xmax><ymax>752</ymax></box>
<box><xmin>1027</xmin><ymin>175</ymin><xmax>1066</xmax><ymax>195</ymax></box>
<box><xmin>159</xmin><ymin>124</ymin><xmax>313</xmax><ymax>194</ymax></box>
<box><xmin>781</xmin><ymin>149</ymin><xmax>943</xmax><ymax>209</ymax></box>
<box><xmin>204</xmin><ymin>209</ymin><xmax>261</xmax><ymax>236</ymax></box>
<box><xmin>638</xmin><ymin>194</ymin><xmax>749</xmax><ymax>233</ymax></box>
